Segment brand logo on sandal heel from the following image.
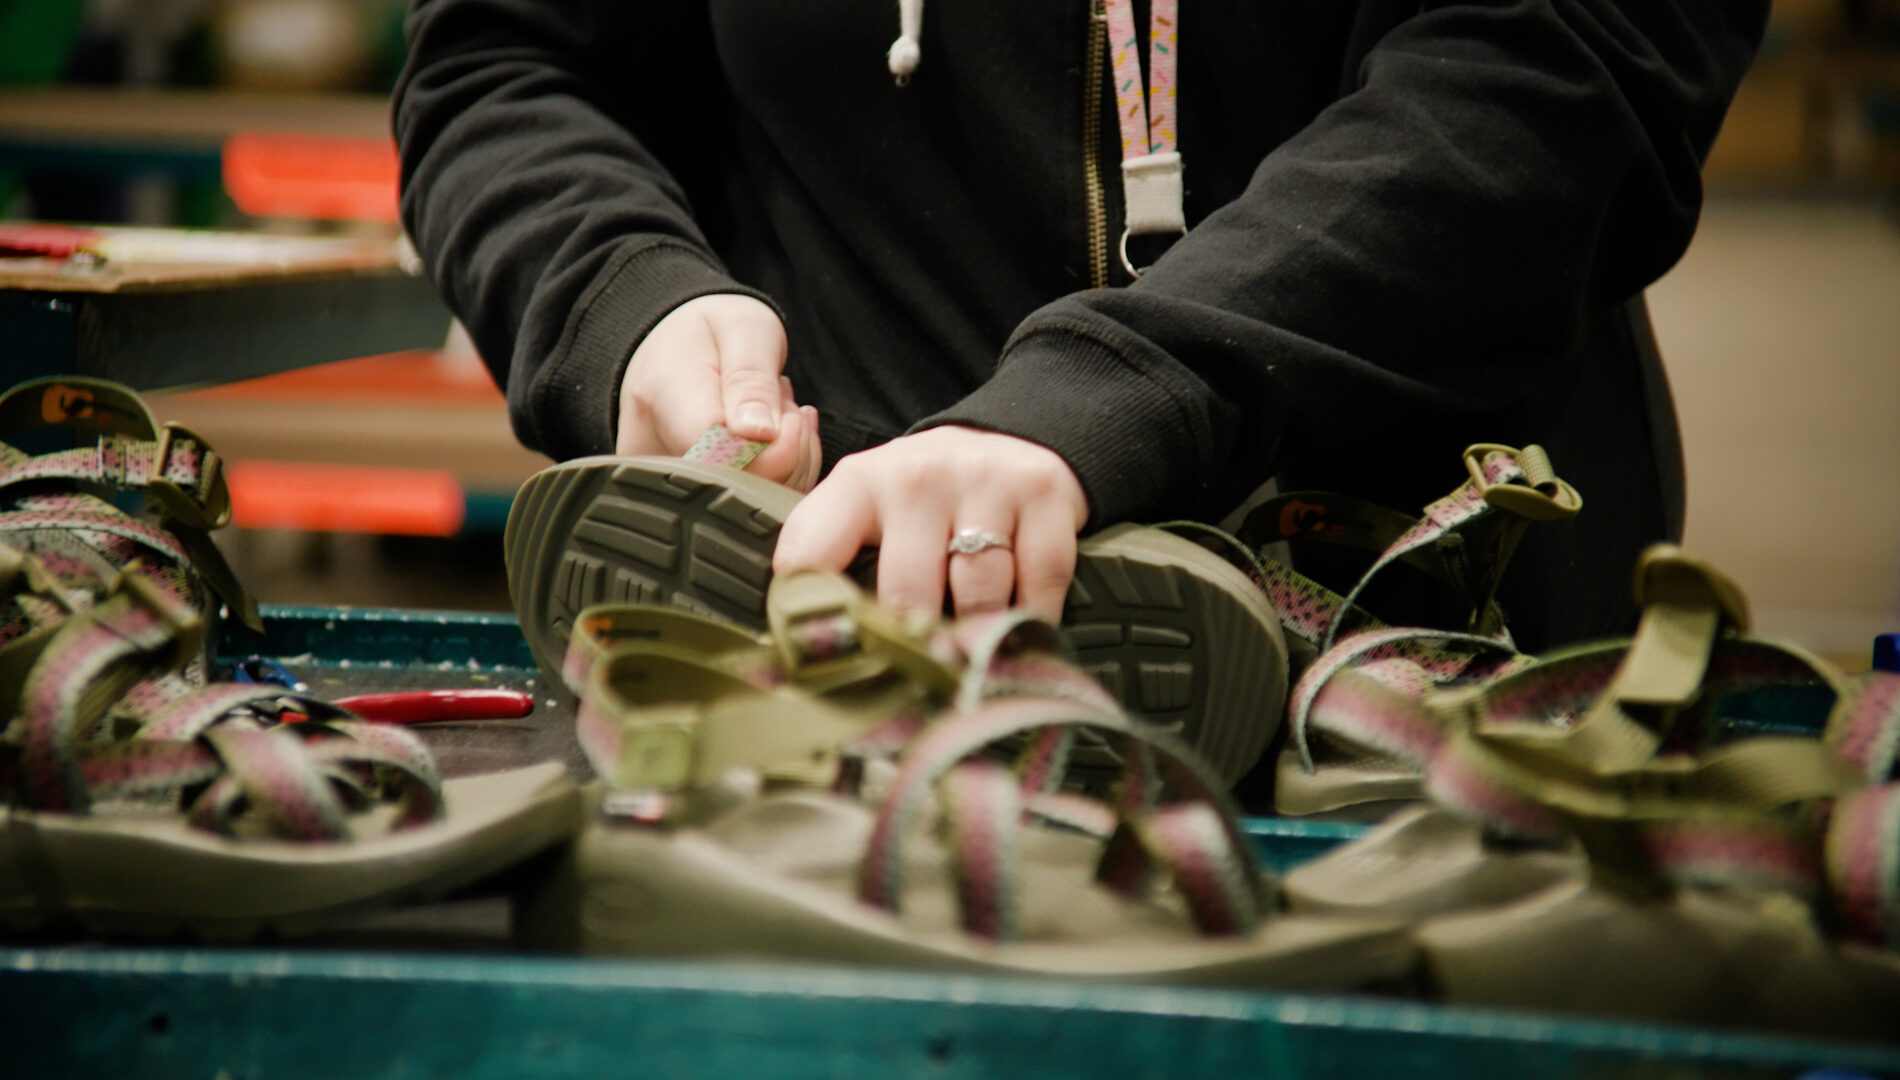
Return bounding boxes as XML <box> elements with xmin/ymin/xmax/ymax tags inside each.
<box><xmin>42</xmin><ymin>385</ymin><xmax>102</xmax><ymax>423</ymax></box>
<box><xmin>1278</xmin><ymin>499</ymin><xmax>1327</xmax><ymax>537</ymax></box>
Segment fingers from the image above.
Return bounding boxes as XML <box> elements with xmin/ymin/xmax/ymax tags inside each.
<box><xmin>616</xmin><ymin>294</ymin><xmax>788</xmax><ymax>457</ymax></box>
<box><xmin>874</xmin><ymin>488</ymin><xmax>953</xmax><ymax>617</ymax></box>
<box><xmin>774</xmin><ymin>427</ymin><xmax>1090</xmax><ymax>624</ymax></box>
<box><xmin>784</xmin><ymin>405</ymin><xmax>823</xmax><ymax>493</ymax></box>
<box><xmin>617</xmin><ymin>313</ymin><xmax>721</xmax><ymax>457</ymax></box>
<box><xmin>776</xmin><ymin>464</ymin><xmax>878</xmax><ymax>574</ymax></box>
<box><xmin>1011</xmin><ymin>496</ymin><xmax>1079</xmax><ymax>623</ymax></box>
<box><xmin>711</xmin><ymin>300</ymin><xmax>788</xmax><ymax>442</ymax></box>
<box><xmin>743</xmin><ymin>382</ymin><xmax>822</xmax><ymax>491</ymax></box>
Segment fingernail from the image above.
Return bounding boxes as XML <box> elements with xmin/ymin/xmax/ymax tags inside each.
<box><xmin>738</xmin><ymin>403</ymin><xmax>776</xmax><ymax>436</ymax></box>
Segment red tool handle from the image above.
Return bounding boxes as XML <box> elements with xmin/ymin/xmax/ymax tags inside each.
<box><xmin>333</xmin><ymin>689</ymin><xmax>535</xmax><ymax>724</ymax></box>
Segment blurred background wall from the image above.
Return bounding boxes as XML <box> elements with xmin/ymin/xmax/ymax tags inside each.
<box><xmin>1</xmin><ymin>0</ymin><xmax>1896</xmax><ymax>665</ymax></box>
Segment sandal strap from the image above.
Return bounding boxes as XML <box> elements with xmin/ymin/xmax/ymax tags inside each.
<box><xmin>1322</xmin><ymin>444</ymin><xmax>1576</xmax><ymax>653</ymax></box>
<box><xmin>193</xmin><ymin>726</ymin><xmax>355</xmax><ymax>840</ymax></box>
<box><xmin>1826</xmin><ymin>671</ymin><xmax>1900</xmax><ymax>783</ymax></box>
<box><xmin>1289</xmin><ymin>626</ymin><xmax>1526</xmax><ymax>772</ymax></box>
<box><xmin>134</xmin><ymin>681</ymin><xmax>350</xmax><ymax>741</ymax></box>
<box><xmin>0</xmin><ymin>429</ymin><xmax>225</xmax><ymax>527</ymax></box>
<box><xmin>938</xmin><ymin>760</ymin><xmax>1025</xmax><ymax>939</ymax></box>
<box><xmin>560</xmin><ymin>604</ymin><xmax>763</xmax><ymax>696</ymax></box>
<box><xmin>857</xmin><ymin>693</ymin><xmax>1262</xmax><ymax>939</ymax></box>
<box><xmin>0</xmin><ymin>503</ymin><xmax>194</xmax><ymax>574</ymax></box>
<box><xmin>682</xmin><ymin>424</ymin><xmax>767</xmax><ymax>469</ymax></box>
<box><xmin>951</xmin><ymin>608</ymin><xmax>1114</xmax><ymax>713</ymax></box>
<box><xmin>12</xmin><ymin>568</ymin><xmax>202</xmax><ymax>811</ymax></box>
<box><xmin>0</xmin><ymin>378</ymin><xmax>258</xmax><ymax>632</ymax></box>
<box><xmin>0</xmin><ymin>377</ymin><xmax>226</xmax><ymax>519</ymax></box>
<box><xmin>183</xmin><ymin>722</ymin><xmax>443</xmax><ymax>841</ymax></box>
<box><xmin>576</xmin><ymin>643</ymin><xmax>882</xmax><ymax>791</ymax></box>
<box><xmin>1826</xmin><ymin>782</ymin><xmax>1900</xmax><ymax>947</ymax></box>
<box><xmin>1098</xmin><ymin>801</ymin><xmax>1265</xmax><ymax>936</ymax></box>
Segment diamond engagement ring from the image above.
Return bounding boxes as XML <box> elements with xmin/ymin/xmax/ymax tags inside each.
<box><xmin>947</xmin><ymin>527</ymin><xmax>1013</xmax><ymax>556</ymax></box>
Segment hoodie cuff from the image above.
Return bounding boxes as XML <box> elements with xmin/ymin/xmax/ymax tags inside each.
<box><xmin>530</xmin><ymin>239</ymin><xmax>780</xmax><ymax>461</ymax></box>
<box><xmin>912</xmin><ymin>322</ymin><xmax>1212</xmax><ymax>531</ymax></box>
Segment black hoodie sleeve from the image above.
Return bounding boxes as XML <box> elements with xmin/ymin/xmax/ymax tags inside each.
<box><xmin>393</xmin><ymin>0</ymin><xmax>771</xmax><ymax>461</ymax></box>
<box><xmin>926</xmin><ymin>0</ymin><xmax>1767</xmax><ymax>530</ymax></box>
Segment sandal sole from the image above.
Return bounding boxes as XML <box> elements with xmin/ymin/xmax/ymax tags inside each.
<box><xmin>504</xmin><ymin>457</ymin><xmax>1287</xmax><ymax>783</ymax></box>
<box><xmin>0</xmin><ymin>763</ymin><xmax>582</xmax><ymax>940</ymax></box>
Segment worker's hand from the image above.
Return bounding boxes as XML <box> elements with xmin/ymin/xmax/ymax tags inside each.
<box><xmin>773</xmin><ymin>426</ymin><xmax>1090</xmax><ymax>622</ymax></box>
<box><xmin>616</xmin><ymin>293</ymin><xmax>821</xmax><ymax>492</ymax></box>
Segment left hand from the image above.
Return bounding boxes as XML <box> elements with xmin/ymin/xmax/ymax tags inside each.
<box><xmin>772</xmin><ymin>426</ymin><xmax>1090</xmax><ymax>622</ymax></box>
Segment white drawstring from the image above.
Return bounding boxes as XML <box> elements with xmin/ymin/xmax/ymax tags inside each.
<box><xmin>887</xmin><ymin>0</ymin><xmax>923</xmax><ymax>84</ymax></box>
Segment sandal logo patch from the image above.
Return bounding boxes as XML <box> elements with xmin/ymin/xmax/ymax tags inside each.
<box><xmin>42</xmin><ymin>385</ymin><xmax>101</xmax><ymax>424</ymax></box>
<box><xmin>1278</xmin><ymin>498</ymin><xmax>1329</xmax><ymax>537</ymax></box>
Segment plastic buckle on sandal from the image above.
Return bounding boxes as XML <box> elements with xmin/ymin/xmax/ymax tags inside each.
<box><xmin>612</xmin><ymin>716</ymin><xmax>698</xmax><ymax>792</ymax></box>
<box><xmin>1463</xmin><ymin>443</ymin><xmax>1582</xmax><ymax>522</ymax></box>
<box><xmin>769</xmin><ymin>571</ymin><xmax>892</xmax><ymax>692</ymax></box>
<box><xmin>144</xmin><ymin>423</ymin><xmax>231</xmax><ymax>530</ymax></box>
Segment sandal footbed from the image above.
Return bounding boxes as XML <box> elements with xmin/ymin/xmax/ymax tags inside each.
<box><xmin>520</xmin><ymin>789</ymin><xmax>1414</xmax><ymax>988</ymax></box>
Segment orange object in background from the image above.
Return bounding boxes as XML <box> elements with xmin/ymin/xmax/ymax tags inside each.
<box><xmin>182</xmin><ymin>351</ymin><xmax>504</xmax><ymax>406</ymax></box>
<box><xmin>222</xmin><ymin>132</ymin><xmax>400</xmax><ymax>223</ymax></box>
<box><xmin>227</xmin><ymin>460</ymin><xmax>465</xmax><ymax>537</ymax></box>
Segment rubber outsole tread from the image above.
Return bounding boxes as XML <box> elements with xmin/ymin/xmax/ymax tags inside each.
<box><xmin>506</xmin><ymin>458</ymin><xmax>1286</xmax><ymax>783</ymax></box>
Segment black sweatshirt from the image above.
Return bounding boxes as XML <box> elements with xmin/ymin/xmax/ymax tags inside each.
<box><xmin>394</xmin><ymin>0</ymin><xmax>1766</xmax><ymax>651</ymax></box>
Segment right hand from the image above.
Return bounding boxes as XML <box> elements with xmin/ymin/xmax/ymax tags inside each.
<box><xmin>616</xmin><ymin>293</ymin><xmax>822</xmax><ymax>492</ymax></box>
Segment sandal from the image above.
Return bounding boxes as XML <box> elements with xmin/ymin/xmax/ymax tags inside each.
<box><xmin>1283</xmin><ymin>544</ymin><xmax>1900</xmax><ymax>1040</ymax></box>
<box><xmin>1148</xmin><ymin>442</ymin><xmax>1577</xmax><ymax>815</ymax></box>
<box><xmin>505</xmin><ymin>427</ymin><xmax>1288</xmax><ymax>785</ymax></box>
<box><xmin>519</xmin><ymin>570</ymin><xmax>1416</xmax><ymax>987</ymax></box>
<box><xmin>1280</xmin><ymin>546</ymin><xmax>1848</xmax><ymax>820</ymax></box>
<box><xmin>0</xmin><ymin>375</ymin><xmax>263</xmax><ymax>714</ymax></box>
<box><xmin>0</xmin><ymin>376</ymin><xmax>582</xmax><ymax>938</ymax></box>
<box><xmin>1410</xmin><ymin>670</ymin><xmax>1900</xmax><ymax>1042</ymax></box>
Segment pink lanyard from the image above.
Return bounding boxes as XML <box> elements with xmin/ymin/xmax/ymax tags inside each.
<box><xmin>1103</xmin><ymin>0</ymin><xmax>1184</xmax><ymax>277</ymax></box>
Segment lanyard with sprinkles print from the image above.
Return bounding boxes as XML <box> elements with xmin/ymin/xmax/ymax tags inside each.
<box><xmin>1104</xmin><ymin>0</ymin><xmax>1184</xmax><ymax>277</ymax></box>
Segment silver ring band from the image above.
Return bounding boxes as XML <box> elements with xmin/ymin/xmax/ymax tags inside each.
<box><xmin>947</xmin><ymin>527</ymin><xmax>1013</xmax><ymax>556</ymax></box>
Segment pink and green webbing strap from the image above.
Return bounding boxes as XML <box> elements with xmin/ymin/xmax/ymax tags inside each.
<box><xmin>682</xmin><ymin>425</ymin><xmax>768</xmax><ymax>470</ymax></box>
<box><xmin>4</xmin><ymin>564</ymin><xmax>444</xmax><ymax>839</ymax></box>
<box><xmin>857</xmin><ymin>691</ymin><xmax>1265</xmax><ymax>942</ymax></box>
<box><xmin>1824</xmin><ymin>671</ymin><xmax>1900</xmax><ymax>946</ymax></box>
<box><xmin>1104</xmin><ymin>0</ymin><xmax>1184</xmax><ymax>275</ymax></box>
<box><xmin>1370</xmin><ymin>650</ymin><xmax>1878</xmax><ymax>905</ymax></box>
<box><xmin>1320</xmin><ymin>445</ymin><xmax>1578</xmax><ymax>655</ymax></box>
<box><xmin>0</xmin><ymin>377</ymin><xmax>258</xmax><ymax>631</ymax></box>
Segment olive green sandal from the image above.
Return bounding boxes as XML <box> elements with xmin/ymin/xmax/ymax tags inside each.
<box><xmin>0</xmin><ymin>377</ymin><xmax>582</xmax><ymax>938</ymax></box>
<box><xmin>0</xmin><ymin>375</ymin><xmax>263</xmax><ymax>712</ymax></box>
<box><xmin>0</xmin><ymin>556</ymin><xmax>582</xmax><ymax>939</ymax></box>
<box><xmin>1277</xmin><ymin>542</ymin><xmax>1900</xmax><ymax>1039</ymax></box>
<box><xmin>1278</xmin><ymin>546</ymin><xmax>1851</xmax><ymax>821</ymax></box>
<box><xmin>520</xmin><ymin>570</ymin><xmax>1415</xmax><ymax>987</ymax></box>
<box><xmin>505</xmin><ymin>428</ymin><xmax>1288</xmax><ymax>785</ymax></box>
<box><xmin>1406</xmin><ymin>669</ymin><xmax>1900</xmax><ymax>1042</ymax></box>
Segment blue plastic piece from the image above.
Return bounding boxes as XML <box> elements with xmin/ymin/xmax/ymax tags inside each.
<box><xmin>1874</xmin><ymin>634</ymin><xmax>1898</xmax><ymax>674</ymax></box>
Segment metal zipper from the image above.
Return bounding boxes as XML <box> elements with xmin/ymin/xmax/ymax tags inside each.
<box><xmin>1082</xmin><ymin>0</ymin><xmax>1110</xmax><ymax>289</ymax></box>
